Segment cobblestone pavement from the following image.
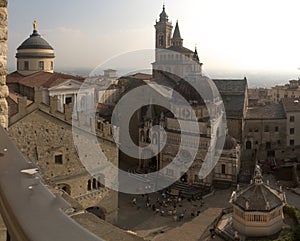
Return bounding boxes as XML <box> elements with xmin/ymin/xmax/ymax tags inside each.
<box><xmin>116</xmin><ymin>175</ymin><xmax>300</xmax><ymax>241</ymax></box>
<box><xmin>116</xmin><ymin>188</ymin><xmax>233</xmax><ymax>240</ymax></box>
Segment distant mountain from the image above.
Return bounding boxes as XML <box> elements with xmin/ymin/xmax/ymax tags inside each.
<box><xmin>8</xmin><ymin>65</ymin><xmax>298</xmax><ymax>89</ymax></box>
<box><xmin>206</xmin><ymin>69</ymin><xmax>299</xmax><ymax>88</ymax></box>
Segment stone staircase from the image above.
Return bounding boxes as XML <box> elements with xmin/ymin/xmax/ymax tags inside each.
<box><xmin>170</xmin><ymin>181</ymin><xmax>211</xmax><ymax>199</ymax></box>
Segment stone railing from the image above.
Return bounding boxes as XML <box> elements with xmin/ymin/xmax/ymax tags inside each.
<box><xmin>0</xmin><ymin>0</ymin><xmax>8</xmax><ymax>129</ymax></box>
<box><xmin>74</xmin><ymin>188</ymin><xmax>108</xmax><ymax>202</ymax></box>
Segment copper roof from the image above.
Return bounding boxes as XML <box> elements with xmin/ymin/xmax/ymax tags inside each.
<box><xmin>17</xmin><ymin>29</ymin><xmax>53</xmax><ymax>50</ymax></box>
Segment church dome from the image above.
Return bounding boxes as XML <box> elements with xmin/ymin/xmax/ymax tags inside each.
<box><xmin>16</xmin><ymin>21</ymin><xmax>55</xmax><ymax>76</ymax></box>
<box><xmin>17</xmin><ymin>30</ymin><xmax>53</xmax><ymax>50</ymax></box>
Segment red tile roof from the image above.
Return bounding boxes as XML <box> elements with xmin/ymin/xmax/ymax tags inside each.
<box><xmin>7</xmin><ymin>71</ymin><xmax>84</xmax><ymax>89</ymax></box>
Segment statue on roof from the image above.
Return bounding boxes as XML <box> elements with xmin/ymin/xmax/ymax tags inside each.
<box><xmin>33</xmin><ymin>20</ymin><xmax>38</xmax><ymax>30</ymax></box>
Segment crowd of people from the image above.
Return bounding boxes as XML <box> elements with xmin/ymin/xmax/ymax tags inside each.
<box><xmin>131</xmin><ymin>190</ymin><xmax>205</xmax><ymax>222</ymax></box>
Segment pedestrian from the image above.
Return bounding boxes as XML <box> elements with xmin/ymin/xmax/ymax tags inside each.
<box><xmin>152</xmin><ymin>204</ymin><xmax>156</xmax><ymax>212</ymax></box>
<box><xmin>132</xmin><ymin>197</ymin><xmax>137</xmax><ymax>206</ymax></box>
<box><xmin>155</xmin><ymin>208</ymin><xmax>160</xmax><ymax>215</ymax></box>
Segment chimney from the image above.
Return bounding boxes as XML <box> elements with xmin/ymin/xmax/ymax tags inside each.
<box><xmin>18</xmin><ymin>96</ymin><xmax>27</xmax><ymax>116</ymax></box>
<box><xmin>34</xmin><ymin>87</ymin><xmax>43</xmax><ymax>105</ymax></box>
<box><xmin>49</xmin><ymin>96</ymin><xmax>58</xmax><ymax>114</ymax></box>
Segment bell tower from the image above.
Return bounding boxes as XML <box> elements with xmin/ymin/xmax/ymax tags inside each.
<box><xmin>154</xmin><ymin>5</ymin><xmax>173</xmax><ymax>49</ymax></box>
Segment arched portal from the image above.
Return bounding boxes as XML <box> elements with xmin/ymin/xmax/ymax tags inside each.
<box><xmin>57</xmin><ymin>183</ymin><xmax>71</xmax><ymax>195</ymax></box>
<box><xmin>246</xmin><ymin>140</ymin><xmax>252</xmax><ymax>150</ymax></box>
<box><xmin>86</xmin><ymin>206</ymin><xmax>106</xmax><ymax>220</ymax></box>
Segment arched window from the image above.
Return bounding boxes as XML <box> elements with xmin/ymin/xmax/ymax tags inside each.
<box><xmin>146</xmin><ymin>129</ymin><xmax>151</xmax><ymax>143</ymax></box>
<box><xmin>87</xmin><ymin>180</ymin><xmax>92</xmax><ymax>191</ymax></box>
<box><xmin>246</xmin><ymin>141</ymin><xmax>252</xmax><ymax>150</ymax></box>
<box><xmin>158</xmin><ymin>35</ymin><xmax>164</xmax><ymax>47</ymax></box>
<box><xmin>92</xmin><ymin>178</ymin><xmax>97</xmax><ymax>189</ymax></box>
<box><xmin>140</xmin><ymin>130</ymin><xmax>145</xmax><ymax>142</ymax></box>
<box><xmin>152</xmin><ymin>133</ymin><xmax>158</xmax><ymax>145</ymax></box>
<box><xmin>221</xmin><ymin>164</ymin><xmax>226</xmax><ymax>174</ymax></box>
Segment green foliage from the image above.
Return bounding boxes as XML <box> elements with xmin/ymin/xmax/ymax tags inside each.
<box><xmin>282</xmin><ymin>205</ymin><xmax>300</xmax><ymax>241</ymax></box>
<box><xmin>274</xmin><ymin>233</ymin><xmax>293</xmax><ymax>241</ymax></box>
<box><xmin>294</xmin><ymin>225</ymin><xmax>300</xmax><ymax>240</ymax></box>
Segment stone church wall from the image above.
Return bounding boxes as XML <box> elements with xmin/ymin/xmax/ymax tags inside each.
<box><xmin>8</xmin><ymin>108</ymin><xmax>119</xmax><ymax>223</ymax></box>
<box><xmin>0</xmin><ymin>1</ymin><xmax>8</xmax><ymax>239</ymax></box>
<box><xmin>0</xmin><ymin>0</ymin><xmax>8</xmax><ymax>130</ymax></box>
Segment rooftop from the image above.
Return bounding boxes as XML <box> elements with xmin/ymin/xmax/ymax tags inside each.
<box><xmin>17</xmin><ymin>29</ymin><xmax>54</xmax><ymax>50</ymax></box>
<box><xmin>282</xmin><ymin>98</ymin><xmax>300</xmax><ymax>112</ymax></box>
<box><xmin>213</xmin><ymin>78</ymin><xmax>247</xmax><ymax>93</ymax></box>
<box><xmin>7</xmin><ymin>71</ymin><xmax>84</xmax><ymax>89</ymax></box>
<box><xmin>231</xmin><ymin>166</ymin><xmax>285</xmax><ymax>212</ymax></box>
<box><xmin>246</xmin><ymin>103</ymin><xmax>286</xmax><ymax>119</ymax></box>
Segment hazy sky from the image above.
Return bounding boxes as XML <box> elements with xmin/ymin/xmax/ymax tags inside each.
<box><xmin>7</xmin><ymin>0</ymin><xmax>300</xmax><ymax>75</ymax></box>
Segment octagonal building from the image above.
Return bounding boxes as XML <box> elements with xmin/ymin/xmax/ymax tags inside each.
<box><xmin>230</xmin><ymin>166</ymin><xmax>286</xmax><ymax>237</ymax></box>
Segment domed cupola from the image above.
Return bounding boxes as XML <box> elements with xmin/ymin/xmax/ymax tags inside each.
<box><xmin>16</xmin><ymin>20</ymin><xmax>55</xmax><ymax>76</ymax></box>
<box><xmin>159</xmin><ymin>4</ymin><xmax>169</xmax><ymax>22</ymax></box>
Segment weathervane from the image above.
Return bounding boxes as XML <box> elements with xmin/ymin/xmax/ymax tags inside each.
<box><xmin>33</xmin><ymin>20</ymin><xmax>38</xmax><ymax>30</ymax></box>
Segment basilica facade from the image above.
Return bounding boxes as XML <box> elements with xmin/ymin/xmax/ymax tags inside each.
<box><xmin>137</xmin><ymin>6</ymin><xmax>241</xmax><ymax>186</ymax></box>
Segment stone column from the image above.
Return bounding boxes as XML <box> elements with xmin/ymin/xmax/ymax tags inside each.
<box><xmin>0</xmin><ymin>0</ymin><xmax>8</xmax><ymax>130</ymax></box>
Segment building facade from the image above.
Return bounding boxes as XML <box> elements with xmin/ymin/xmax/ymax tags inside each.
<box><xmin>270</xmin><ymin>79</ymin><xmax>300</xmax><ymax>103</ymax></box>
<box><xmin>6</xmin><ymin>21</ymin><xmax>120</xmax><ymax>224</ymax></box>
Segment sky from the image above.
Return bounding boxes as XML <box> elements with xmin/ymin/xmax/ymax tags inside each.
<box><xmin>7</xmin><ymin>0</ymin><xmax>300</xmax><ymax>79</ymax></box>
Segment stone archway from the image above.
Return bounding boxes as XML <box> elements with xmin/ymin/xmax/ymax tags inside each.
<box><xmin>86</xmin><ymin>206</ymin><xmax>106</xmax><ymax>220</ymax></box>
<box><xmin>57</xmin><ymin>183</ymin><xmax>71</xmax><ymax>195</ymax></box>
